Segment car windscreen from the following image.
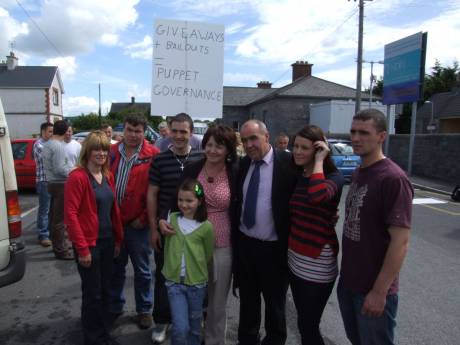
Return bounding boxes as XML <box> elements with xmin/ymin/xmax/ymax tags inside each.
<box><xmin>331</xmin><ymin>142</ymin><xmax>354</xmax><ymax>156</ymax></box>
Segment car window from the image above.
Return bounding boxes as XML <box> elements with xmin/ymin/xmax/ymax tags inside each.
<box><xmin>331</xmin><ymin>142</ymin><xmax>354</xmax><ymax>156</ymax></box>
<box><xmin>11</xmin><ymin>142</ymin><xmax>28</xmax><ymax>160</ymax></box>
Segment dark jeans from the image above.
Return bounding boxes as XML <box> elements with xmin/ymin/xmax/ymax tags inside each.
<box><xmin>109</xmin><ymin>225</ymin><xmax>152</xmax><ymax>314</ymax></box>
<box><xmin>337</xmin><ymin>282</ymin><xmax>398</xmax><ymax>345</ymax></box>
<box><xmin>152</xmin><ymin>237</ymin><xmax>171</xmax><ymax>324</ymax></box>
<box><xmin>48</xmin><ymin>182</ymin><xmax>73</xmax><ymax>258</ymax></box>
<box><xmin>76</xmin><ymin>238</ymin><xmax>114</xmax><ymax>345</ymax></box>
<box><xmin>236</xmin><ymin>233</ymin><xmax>289</xmax><ymax>345</ymax></box>
<box><xmin>289</xmin><ymin>272</ymin><xmax>335</xmax><ymax>345</ymax></box>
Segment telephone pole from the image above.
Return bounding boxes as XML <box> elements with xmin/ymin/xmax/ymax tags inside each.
<box><xmin>351</xmin><ymin>0</ymin><xmax>372</xmax><ymax>114</ymax></box>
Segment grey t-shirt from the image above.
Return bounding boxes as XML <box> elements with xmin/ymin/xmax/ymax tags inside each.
<box><xmin>42</xmin><ymin>139</ymin><xmax>73</xmax><ymax>182</ymax></box>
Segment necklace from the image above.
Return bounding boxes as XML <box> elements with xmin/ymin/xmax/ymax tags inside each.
<box><xmin>204</xmin><ymin>163</ymin><xmax>225</xmax><ymax>183</ymax></box>
<box><xmin>173</xmin><ymin>148</ymin><xmax>191</xmax><ymax>171</ymax></box>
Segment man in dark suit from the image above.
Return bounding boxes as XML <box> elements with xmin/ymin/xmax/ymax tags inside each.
<box><xmin>233</xmin><ymin>120</ymin><xmax>297</xmax><ymax>345</ymax></box>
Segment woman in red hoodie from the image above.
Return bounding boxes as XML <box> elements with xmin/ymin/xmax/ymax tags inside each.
<box><xmin>65</xmin><ymin>130</ymin><xmax>123</xmax><ymax>345</ymax></box>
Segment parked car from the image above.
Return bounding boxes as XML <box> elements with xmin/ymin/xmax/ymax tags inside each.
<box><xmin>72</xmin><ymin>131</ymin><xmax>90</xmax><ymax>143</ymax></box>
<box><xmin>0</xmin><ymin>99</ymin><xmax>26</xmax><ymax>287</ymax></box>
<box><xmin>113</xmin><ymin>124</ymin><xmax>160</xmax><ymax>144</ymax></box>
<box><xmin>328</xmin><ymin>139</ymin><xmax>361</xmax><ymax>182</ymax></box>
<box><xmin>11</xmin><ymin>139</ymin><xmax>36</xmax><ymax>189</ymax></box>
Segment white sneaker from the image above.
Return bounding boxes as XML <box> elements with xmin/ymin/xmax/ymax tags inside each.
<box><xmin>151</xmin><ymin>323</ymin><xmax>170</xmax><ymax>344</ymax></box>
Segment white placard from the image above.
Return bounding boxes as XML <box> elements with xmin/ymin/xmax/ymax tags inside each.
<box><xmin>151</xmin><ymin>18</ymin><xmax>224</xmax><ymax>118</ymax></box>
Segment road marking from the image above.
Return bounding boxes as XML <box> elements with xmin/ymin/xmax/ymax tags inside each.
<box><xmin>21</xmin><ymin>206</ymin><xmax>38</xmax><ymax>218</ymax></box>
<box><xmin>417</xmin><ymin>203</ymin><xmax>460</xmax><ymax>216</ymax></box>
<box><xmin>413</xmin><ymin>198</ymin><xmax>447</xmax><ymax>205</ymax></box>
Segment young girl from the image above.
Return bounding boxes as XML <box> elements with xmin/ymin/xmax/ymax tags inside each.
<box><xmin>163</xmin><ymin>178</ymin><xmax>215</xmax><ymax>345</ymax></box>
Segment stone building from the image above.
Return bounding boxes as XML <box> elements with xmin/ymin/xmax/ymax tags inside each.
<box><xmin>222</xmin><ymin>61</ymin><xmax>370</xmax><ymax>138</ymax></box>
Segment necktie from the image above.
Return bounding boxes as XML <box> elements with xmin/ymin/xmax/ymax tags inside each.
<box><xmin>243</xmin><ymin>160</ymin><xmax>263</xmax><ymax>229</ymax></box>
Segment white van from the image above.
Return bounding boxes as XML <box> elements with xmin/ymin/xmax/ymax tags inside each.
<box><xmin>0</xmin><ymin>98</ymin><xmax>25</xmax><ymax>287</ymax></box>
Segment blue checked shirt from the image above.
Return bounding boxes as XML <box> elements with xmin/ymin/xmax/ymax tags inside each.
<box><xmin>33</xmin><ymin>138</ymin><xmax>47</xmax><ymax>183</ymax></box>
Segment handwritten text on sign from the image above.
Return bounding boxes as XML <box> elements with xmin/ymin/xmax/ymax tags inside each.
<box><xmin>151</xmin><ymin>19</ymin><xmax>224</xmax><ymax>118</ymax></box>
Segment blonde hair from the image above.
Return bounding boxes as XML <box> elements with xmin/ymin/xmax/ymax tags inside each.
<box><xmin>78</xmin><ymin>130</ymin><xmax>111</xmax><ymax>177</ymax></box>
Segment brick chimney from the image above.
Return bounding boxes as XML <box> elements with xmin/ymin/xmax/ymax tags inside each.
<box><xmin>6</xmin><ymin>51</ymin><xmax>18</xmax><ymax>71</ymax></box>
<box><xmin>131</xmin><ymin>96</ymin><xmax>135</xmax><ymax>104</ymax></box>
<box><xmin>291</xmin><ymin>61</ymin><xmax>313</xmax><ymax>82</ymax></box>
<box><xmin>257</xmin><ymin>81</ymin><xmax>272</xmax><ymax>89</ymax></box>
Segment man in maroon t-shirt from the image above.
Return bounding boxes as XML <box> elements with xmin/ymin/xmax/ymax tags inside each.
<box><xmin>338</xmin><ymin>108</ymin><xmax>413</xmax><ymax>345</ymax></box>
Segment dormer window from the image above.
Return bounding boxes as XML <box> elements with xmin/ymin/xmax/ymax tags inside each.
<box><xmin>52</xmin><ymin>88</ymin><xmax>59</xmax><ymax>106</ymax></box>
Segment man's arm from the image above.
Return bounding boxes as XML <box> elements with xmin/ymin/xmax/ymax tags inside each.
<box><xmin>147</xmin><ymin>184</ymin><xmax>161</xmax><ymax>251</ymax></box>
<box><xmin>362</xmin><ymin>226</ymin><xmax>410</xmax><ymax>317</ymax></box>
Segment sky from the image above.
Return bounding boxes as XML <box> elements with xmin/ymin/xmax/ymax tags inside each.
<box><xmin>1</xmin><ymin>0</ymin><xmax>459</xmax><ymax>117</ymax></box>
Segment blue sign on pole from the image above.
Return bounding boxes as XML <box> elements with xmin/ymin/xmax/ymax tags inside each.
<box><xmin>383</xmin><ymin>32</ymin><xmax>427</xmax><ymax>105</ymax></box>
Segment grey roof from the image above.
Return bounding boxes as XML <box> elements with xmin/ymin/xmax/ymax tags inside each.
<box><xmin>0</xmin><ymin>65</ymin><xmax>58</xmax><ymax>88</ymax></box>
<box><xmin>419</xmin><ymin>88</ymin><xmax>460</xmax><ymax>119</ymax></box>
<box><xmin>110</xmin><ymin>102</ymin><xmax>150</xmax><ymax>113</ymax></box>
<box><xmin>252</xmin><ymin>75</ymin><xmax>373</xmax><ymax>104</ymax></box>
<box><xmin>223</xmin><ymin>86</ymin><xmax>277</xmax><ymax>106</ymax></box>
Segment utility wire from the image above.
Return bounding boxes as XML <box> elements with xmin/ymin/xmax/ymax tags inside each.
<box><xmin>272</xmin><ymin>6</ymin><xmax>360</xmax><ymax>85</ymax></box>
<box><xmin>15</xmin><ymin>0</ymin><xmax>64</xmax><ymax>57</ymax></box>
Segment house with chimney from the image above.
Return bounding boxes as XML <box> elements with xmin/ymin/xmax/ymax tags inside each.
<box><xmin>416</xmin><ymin>73</ymin><xmax>460</xmax><ymax>133</ymax></box>
<box><xmin>0</xmin><ymin>52</ymin><xmax>64</xmax><ymax>138</ymax></box>
<box><xmin>109</xmin><ymin>97</ymin><xmax>151</xmax><ymax>115</ymax></box>
<box><xmin>222</xmin><ymin>61</ymin><xmax>371</xmax><ymax>138</ymax></box>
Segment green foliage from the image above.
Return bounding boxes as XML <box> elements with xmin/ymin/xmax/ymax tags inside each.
<box><xmin>108</xmin><ymin>106</ymin><xmax>163</xmax><ymax>131</ymax></box>
<box><xmin>69</xmin><ymin>113</ymin><xmax>116</xmax><ymax>132</ymax></box>
<box><xmin>423</xmin><ymin>59</ymin><xmax>459</xmax><ymax>100</ymax></box>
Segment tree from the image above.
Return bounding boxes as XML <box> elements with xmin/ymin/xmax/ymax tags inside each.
<box><xmin>423</xmin><ymin>59</ymin><xmax>459</xmax><ymax>100</ymax></box>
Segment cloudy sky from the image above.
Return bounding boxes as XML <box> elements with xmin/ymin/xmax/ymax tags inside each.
<box><xmin>1</xmin><ymin>0</ymin><xmax>459</xmax><ymax>116</ymax></box>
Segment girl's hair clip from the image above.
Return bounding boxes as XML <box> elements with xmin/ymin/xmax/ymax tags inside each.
<box><xmin>194</xmin><ymin>183</ymin><xmax>204</xmax><ymax>198</ymax></box>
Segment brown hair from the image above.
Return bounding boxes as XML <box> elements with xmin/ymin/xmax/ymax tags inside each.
<box><xmin>78</xmin><ymin>130</ymin><xmax>111</xmax><ymax>177</ymax></box>
<box><xmin>202</xmin><ymin>125</ymin><xmax>238</xmax><ymax>163</ymax></box>
<box><xmin>178</xmin><ymin>178</ymin><xmax>207</xmax><ymax>222</ymax></box>
<box><xmin>294</xmin><ymin>125</ymin><xmax>338</xmax><ymax>175</ymax></box>
<box><xmin>353</xmin><ymin>108</ymin><xmax>387</xmax><ymax>132</ymax></box>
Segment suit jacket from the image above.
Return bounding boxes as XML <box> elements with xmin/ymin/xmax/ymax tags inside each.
<box><xmin>232</xmin><ymin>149</ymin><xmax>297</xmax><ymax>285</ymax></box>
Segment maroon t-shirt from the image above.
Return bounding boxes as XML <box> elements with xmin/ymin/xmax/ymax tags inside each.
<box><xmin>339</xmin><ymin>158</ymin><xmax>413</xmax><ymax>295</ymax></box>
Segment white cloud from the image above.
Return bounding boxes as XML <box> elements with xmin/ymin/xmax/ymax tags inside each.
<box><xmin>13</xmin><ymin>0</ymin><xmax>140</xmax><ymax>57</ymax></box>
<box><xmin>316</xmin><ymin>66</ymin><xmax>358</xmax><ymax>89</ymax></box>
<box><xmin>124</xmin><ymin>35</ymin><xmax>152</xmax><ymax>60</ymax></box>
<box><xmin>224</xmin><ymin>72</ymin><xmax>265</xmax><ymax>85</ymax></box>
<box><xmin>64</xmin><ymin>96</ymin><xmax>98</xmax><ymax>115</ymax></box>
<box><xmin>127</xmin><ymin>84</ymin><xmax>151</xmax><ymax>100</ymax></box>
<box><xmin>167</xmin><ymin>0</ymin><xmax>255</xmax><ymax>18</ymax></box>
<box><xmin>42</xmin><ymin>56</ymin><xmax>77</xmax><ymax>79</ymax></box>
<box><xmin>100</xmin><ymin>34</ymin><xmax>119</xmax><ymax>46</ymax></box>
<box><xmin>226</xmin><ymin>22</ymin><xmax>245</xmax><ymax>35</ymax></box>
<box><xmin>230</xmin><ymin>0</ymin><xmax>460</xmax><ymax>76</ymax></box>
<box><xmin>0</xmin><ymin>7</ymin><xmax>29</xmax><ymax>58</ymax></box>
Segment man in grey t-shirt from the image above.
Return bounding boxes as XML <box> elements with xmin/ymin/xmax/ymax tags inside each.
<box><xmin>42</xmin><ymin>120</ymin><xmax>74</xmax><ymax>260</ymax></box>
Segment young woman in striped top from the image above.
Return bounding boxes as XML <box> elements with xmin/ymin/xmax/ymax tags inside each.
<box><xmin>289</xmin><ymin>125</ymin><xmax>344</xmax><ymax>345</ymax></box>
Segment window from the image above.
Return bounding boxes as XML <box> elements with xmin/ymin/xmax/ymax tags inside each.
<box><xmin>11</xmin><ymin>142</ymin><xmax>28</xmax><ymax>160</ymax></box>
<box><xmin>52</xmin><ymin>88</ymin><xmax>59</xmax><ymax>106</ymax></box>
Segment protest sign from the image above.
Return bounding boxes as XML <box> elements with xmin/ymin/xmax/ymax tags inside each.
<box><xmin>151</xmin><ymin>18</ymin><xmax>225</xmax><ymax>118</ymax></box>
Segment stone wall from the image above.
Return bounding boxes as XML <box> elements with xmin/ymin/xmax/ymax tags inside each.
<box><xmin>388</xmin><ymin>134</ymin><xmax>460</xmax><ymax>183</ymax></box>
<box><xmin>327</xmin><ymin>133</ymin><xmax>459</xmax><ymax>183</ymax></box>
